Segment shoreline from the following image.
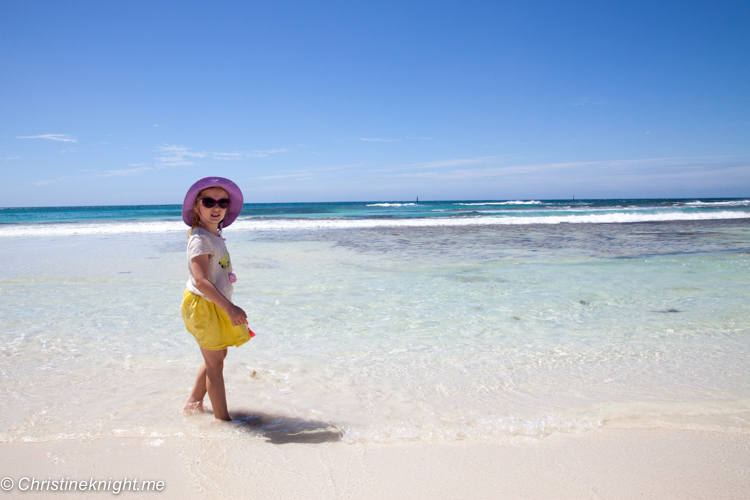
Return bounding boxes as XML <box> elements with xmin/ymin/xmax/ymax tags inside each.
<box><xmin>1</xmin><ymin>428</ymin><xmax>748</xmax><ymax>499</ymax></box>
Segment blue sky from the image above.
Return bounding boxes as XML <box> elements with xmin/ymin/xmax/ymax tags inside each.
<box><xmin>1</xmin><ymin>0</ymin><xmax>749</xmax><ymax>206</ymax></box>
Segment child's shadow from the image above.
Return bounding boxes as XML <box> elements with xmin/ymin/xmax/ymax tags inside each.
<box><xmin>230</xmin><ymin>410</ymin><xmax>344</xmax><ymax>444</ymax></box>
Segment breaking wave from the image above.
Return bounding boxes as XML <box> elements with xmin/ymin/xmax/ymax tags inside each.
<box><xmin>2</xmin><ymin>210</ymin><xmax>748</xmax><ymax>237</ymax></box>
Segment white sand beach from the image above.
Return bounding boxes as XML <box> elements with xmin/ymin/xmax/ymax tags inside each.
<box><xmin>2</xmin><ymin>428</ymin><xmax>748</xmax><ymax>499</ymax></box>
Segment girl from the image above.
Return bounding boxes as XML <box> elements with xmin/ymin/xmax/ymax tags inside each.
<box><xmin>180</xmin><ymin>177</ymin><xmax>254</xmax><ymax>421</ymax></box>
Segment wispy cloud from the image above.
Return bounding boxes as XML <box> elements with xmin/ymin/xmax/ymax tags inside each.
<box><xmin>155</xmin><ymin>145</ymin><xmax>241</xmax><ymax>166</ymax></box>
<box><xmin>360</xmin><ymin>136</ymin><xmax>431</xmax><ymax>142</ymax></box>
<box><xmin>251</xmin><ymin>163</ymin><xmax>366</xmax><ymax>181</ymax></box>
<box><xmin>34</xmin><ymin>176</ymin><xmax>72</xmax><ymax>186</ymax></box>
<box><xmin>2</xmin><ymin>156</ymin><xmax>20</xmax><ymax>160</ymax></box>
<box><xmin>387</xmin><ymin>155</ymin><xmax>750</xmax><ymax>184</ymax></box>
<box><xmin>226</xmin><ymin>153</ymin><xmax>750</xmax><ymax>199</ymax></box>
<box><xmin>17</xmin><ymin>134</ymin><xmax>78</xmax><ymax>142</ymax></box>
<box><xmin>251</xmin><ymin>156</ymin><xmax>510</xmax><ymax>184</ymax></box>
<box><xmin>95</xmin><ymin>166</ymin><xmax>153</xmax><ymax>177</ymax></box>
<box><xmin>399</xmin><ymin>156</ymin><xmax>506</xmax><ymax>170</ymax></box>
<box><xmin>248</xmin><ymin>148</ymin><xmax>291</xmax><ymax>157</ymax></box>
<box><xmin>34</xmin><ymin>165</ymin><xmax>154</xmax><ymax>186</ymax></box>
<box><xmin>395</xmin><ymin>171</ymin><xmax>440</xmax><ymax>178</ymax></box>
<box><xmin>258</xmin><ymin>171</ymin><xmax>317</xmax><ymax>180</ymax></box>
<box><xmin>155</xmin><ymin>144</ymin><xmax>289</xmax><ymax>166</ymax></box>
<box><xmin>571</xmin><ymin>97</ymin><xmax>607</xmax><ymax>106</ymax></box>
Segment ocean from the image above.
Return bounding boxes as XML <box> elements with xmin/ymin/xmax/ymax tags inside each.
<box><xmin>1</xmin><ymin>198</ymin><xmax>750</xmax><ymax>445</ymax></box>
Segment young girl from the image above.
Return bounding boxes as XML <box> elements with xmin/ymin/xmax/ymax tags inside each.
<box><xmin>180</xmin><ymin>176</ymin><xmax>254</xmax><ymax>421</ymax></box>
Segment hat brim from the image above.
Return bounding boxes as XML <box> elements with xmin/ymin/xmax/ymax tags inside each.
<box><xmin>182</xmin><ymin>177</ymin><xmax>244</xmax><ymax>228</ymax></box>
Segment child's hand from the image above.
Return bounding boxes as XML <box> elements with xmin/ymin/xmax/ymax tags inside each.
<box><xmin>227</xmin><ymin>304</ymin><xmax>248</xmax><ymax>326</ymax></box>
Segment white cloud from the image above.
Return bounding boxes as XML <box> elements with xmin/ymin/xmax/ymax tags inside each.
<box><xmin>217</xmin><ymin>153</ymin><xmax>750</xmax><ymax>199</ymax></box>
<box><xmin>396</xmin><ymin>171</ymin><xmax>439</xmax><ymax>178</ymax></box>
<box><xmin>96</xmin><ymin>166</ymin><xmax>153</xmax><ymax>177</ymax></box>
<box><xmin>155</xmin><ymin>145</ymin><xmax>216</xmax><ymax>166</ymax></box>
<box><xmin>360</xmin><ymin>136</ymin><xmax>430</xmax><ymax>142</ymax></box>
<box><xmin>17</xmin><ymin>134</ymin><xmax>78</xmax><ymax>142</ymax></box>
<box><xmin>387</xmin><ymin>155</ymin><xmax>750</xmax><ymax>187</ymax></box>
<box><xmin>251</xmin><ymin>163</ymin><xmax>366</xmax><ymax>181</ymax></box>
<box><xmin>402</xmin><ymin>156</ymin><xmax>504</xmax><ymax>170</ymax></box>
<box><xmin>33</xmin><ymin>165</ymin><xmax>154</xmax><ymax>186</ymax></box>
<box><xmin>258</xmin><ymin>171</ymin><xmax>316</xmax><ymax>180</ymax></box>
<box><xmin>571</xmin><ymin>97</ymin><xmax>607</xmax><ymax>106</ymax></box>
<box><xmin>33</xmin><ymin>175</ymin><xmax>72</xmax><ymax>186</ymax></box>
<box><xmin>155</xmin><ymin>144</ymin><xmax>287</xmax><ymax>166</ymax></box>
<box><xmin>249</xmin><ymin>148</ymin><xmax>291</xmax><ymax>157</ymax></box>
<box><xmin>363</xmin><ymin>155</ymin><xmax>513</xmax><ymax>176</ymax></box>
<box><xmin>2</xmin><ymin>156</ymin><xmax>20</xmax><ymax>160</ymax></box>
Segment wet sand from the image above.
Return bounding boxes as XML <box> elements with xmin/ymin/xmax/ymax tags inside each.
<box><xmin>1</xmin><ymin>428</ymin><xmax>748</xmax><ymax>499</ymax></box>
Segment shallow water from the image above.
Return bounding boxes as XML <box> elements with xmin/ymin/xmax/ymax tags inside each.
<box><xmin>1</xmin><ymin>218</ymin><xmax>750</xmax><ymax>445</ymax></box>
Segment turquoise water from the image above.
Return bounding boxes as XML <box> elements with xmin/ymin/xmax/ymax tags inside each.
<box><xmin>1</xmin><ymin>200</ymin><xmax>749</xmax><ymax>444</ymax></box>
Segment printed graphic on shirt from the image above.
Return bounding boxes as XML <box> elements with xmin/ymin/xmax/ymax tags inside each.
<box><xmin>219</xmin><ymin>252</ymin><xmax>232</xmax><ymax>272</ymax></box>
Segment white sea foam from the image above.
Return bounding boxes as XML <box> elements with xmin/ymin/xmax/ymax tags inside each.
<box><xmin>457</xmin><ymin>200</ymin><xmax>543</xmax><ymax>206</ymax></box>
<box><xmin>366</xmin><ymin>203</ymin><xmax>417</xmax><ymax>207</ymax></box>
<box><xmin>2</xmin><ymin>210</ymin><xmax>748</xmax><ymax>236</ymax></box>
<box><xmin>0</xmin><ymin>220</ymin><xmax>188</xmax><ymax>237</ymax></box>
<box><xmin>684</xmin><ymin>200</ymin><xmax>750</xmax><ymax>207</ymax></box>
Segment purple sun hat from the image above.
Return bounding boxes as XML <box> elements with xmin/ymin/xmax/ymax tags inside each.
<box><xmin>182</xmin><ymin>177</ymin><xmax>244</xmax><ymax>228</ymax></box>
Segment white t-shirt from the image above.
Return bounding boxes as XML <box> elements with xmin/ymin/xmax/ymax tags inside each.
<box><xmin>185</xmin><ymin>227</ymin><xmax>234</xmax><ymax>301</ymax></box>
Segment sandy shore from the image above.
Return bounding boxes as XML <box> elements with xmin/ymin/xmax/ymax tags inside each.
<box><xmin>1</xmin><ymin>428</ymin><xmax>748</xmax><ymax>499</ymax></box>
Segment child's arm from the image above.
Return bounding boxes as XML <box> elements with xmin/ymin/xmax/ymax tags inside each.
<box><xmin>191</xmin><ymin>254</ymin><xmax>248</xmax><ymax>326</ymax></box>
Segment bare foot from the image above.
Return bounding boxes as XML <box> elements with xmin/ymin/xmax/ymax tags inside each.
<box><xmin>181</xmin><ymin>400</ymin><xmax>204</xmax><ymax>414</ymax></box>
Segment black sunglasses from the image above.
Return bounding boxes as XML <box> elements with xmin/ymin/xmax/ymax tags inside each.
<box><xmin>199</xmin><ymin>197</ymin><xmax>230</xmax><ymax>209</ymax></box>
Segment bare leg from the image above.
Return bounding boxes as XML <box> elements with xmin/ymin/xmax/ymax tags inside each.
<box><xmin>183</xmin><ymin>349</ymin><xmax>229</xmax><ymax>417</ymax></box>
<box><xmin>200</xmin><ymin>347</ymin><xmax>231</xmax><ymax>421</ymax></box>
<box><xmin>183</xmin><ymin>361</ymin><xmax>208</xmax><ymax>413</ymax></box>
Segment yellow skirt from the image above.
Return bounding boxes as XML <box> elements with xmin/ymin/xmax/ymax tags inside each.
<box><xmin>181</xmin><ymin>290</ymin><xmax>251</xmax><ymax>350</ymax></box>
